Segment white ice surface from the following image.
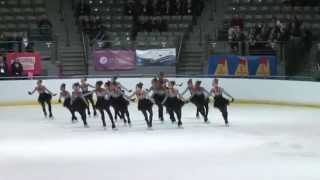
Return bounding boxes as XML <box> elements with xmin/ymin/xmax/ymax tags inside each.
<box><xmin>0</xmin><ymin>104</ymin><xmax>320</xmax><ymax>180</ymax></box>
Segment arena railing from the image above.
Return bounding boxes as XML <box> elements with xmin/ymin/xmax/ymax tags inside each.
<box><xmin>0</xmin><ymin>74</ymin><xmax>315</xmax><ymax>82</ymax></box>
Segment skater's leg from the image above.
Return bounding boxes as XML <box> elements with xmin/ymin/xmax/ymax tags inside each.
<box><xmin>80</xmin><ymin>110</ymin><xmax>88</xmax><ymax>127</ymax></box>
<box><xmin>99</xmin><ymin>109</ymin><xmax>106</xmax><ymax>127</ymax></box>
<box><xmin>219</xmin><ymin>106</ymin><xmax>229</xmax><ymax>125</ymax></box>
<box><xmin>40</xmin><ymin>101</ymin><xmax>47</xmax><ymax>117</ymax></box>
<box><xmin>67</xmin><ymin>107</ymin><xmax>77</xmax><ymax>121</ymax></box>
<box><xmin>85</xmin><ymin>98</ymin><xmax>91</xmax><ymax>115</ymax></box>
<box><xmin>204</xmin><ymin>101</ymin><xmax>209</xmax><ymax>117</ymax></box>
<box><xmin>196</xmin><ymin>109</ymin><xmax>199</xmax><ymax>118</ymax></box>
<box><xmin>148</xmin><ymin>108</ymin><xmax>153</xmax><ymax>127</ymax></box>
<box><xmin>197</xmin><ymin>106</ymin><xmax>207</xmax><ymax>122</ymax></box>
<box><xmin>141</xmin><ymin>110</ymin><xmax>149</xmax><ymax>127</ymax></box>
<box><xmin>175</xmin><ymin>108</ymin><xmax>182</xmax><ymax>127</ymax></box>
<box><xmin>46</xmin><ymin>100</ymin><xmax>53</xmax><ymax>117</ymax></box>
<box><xmin>125</xmin><ymin>109</ymin><xmax>131</xmax><ymax>124</ymax></box>
<box><xmin>168</xmin><ymin>109</ymin><xmax>176</xmax><ymax>123</ymax></box>
<box><xmin>105</xmin><ymin>107</ymin><xmax>116</xmax><ymax>128</ymax></box>
<box><xmin>158</xmin><ymin>104</ymin><xmax>164</xmax><ymax>121</ymax></box>
<box><xmin>88</xmin><ymin>96</ymin><xmax>97</xmax><ymax>116</ymax></box>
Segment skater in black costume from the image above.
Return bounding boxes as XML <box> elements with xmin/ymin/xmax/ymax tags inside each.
<box><xmin>28</xmin><ymin>80</ymin><xmax>56</xmax><ymax>118</ymax></box>
<box><xmin>181</xmin><ymin>79</ymin><xmax>209</xmax><ymax>119</ymax></box>
<box><xmin>110</xmin><ymin>76</ymin><xmax>131</xmax><ymax>122</ymax></box>
<box><xmin>129</xmin><ymin>82</ymin><xmax>154</xmax><ymax>129</ymax></box>
<box><xmin>94</xmin><ymin>81</ymin><xmax>116</xmax><ymax>130</ymax></box>
<box><xmin>71</xmin><ymin>83</ymin><xmax>90</xmax><ymax>128</ymax></box>
<box><xmin>110</xmin><ymin>81</ymin><xmax>131</xmax><ymax>126</ymax></box>
<box><xmin>58</xmin><ymin>83</ymin><xmax>77</xmax><ymax>123</ymax></box>
<box><xmin>184</xmin><ymin>80</ymin><xmax>210</xmax><ymax>123</ymax></box>
<box><xmin>162</xmin><ymin>81</ymin><xmax>185</xmax><ymax>128</ymax></box>
<box><xmin>80</xmin><ymin>78</ymin><xmax>97</xmax><ymax>116</ymax></box>
<box><xmin>150</xmin><ymin>77</ymin><xmax>167</xmax><ymax>122</ymax></box>
<box><xmin>210</xmin><ymin>78</ymin><xmax>234</xmax><ymax>127</ymax></box>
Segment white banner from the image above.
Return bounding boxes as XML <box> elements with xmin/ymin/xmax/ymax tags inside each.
<box><xmin>136</xmin><ymin>48</ymin><xmax>176</xmax><ymax>66</ymax></box>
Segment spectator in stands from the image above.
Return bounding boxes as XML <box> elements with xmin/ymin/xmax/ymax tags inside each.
<box><xmin>0</xmin><ymin>56</ymin><xmax>8</xmax><ymax>78</ymax></box>
<box><xmin>125</xmin><ymin>0</ymin><xmax>135</xmax><ymax>15</ymax></box>
<box><xmin>164</xmin><ymin>0</ymin><xmax>171</xmax><ymax>15</ymax></box>
<box><xmin>75</xmin><ymin>0</ymin><xmax>91</xmax><ymax>18</ymax></box>
<box><xmin>11</xmin><ymin>59</ymin><xmax>23</xmax><ymax>77</ymax></box>
<box><xmin>231</xmin><ymin>13</ymin><xmax>244</xmax><ymax>31</ymax></box>
<box><xmin>38</xmin><ymin>15</ymin><xmax>53</xmax><ymax>40</ymax></box>
<box><xmin>171</xmin><ymin>0</ymin><xmax>182</xmax><ymax>15</ymax></box>
<box><xmin>141</xmin><ymin>0</ymin><xmax>151</xmax><ymax>15</ymax></box>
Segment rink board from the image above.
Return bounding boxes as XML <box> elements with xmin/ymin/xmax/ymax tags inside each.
<box><xmin>0</xmin><ymin>78</ymin><xmax>320</xmax><ymax>108</ymax></box>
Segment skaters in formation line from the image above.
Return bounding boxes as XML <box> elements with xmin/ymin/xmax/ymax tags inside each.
<box><xmin>28</xmin><ymin>76</ymin><xmax>235</xmax><ymax>129</ymax></box>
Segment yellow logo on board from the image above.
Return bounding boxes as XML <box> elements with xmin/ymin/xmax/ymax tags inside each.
<box><xmin>256</xmin><ymin>57</ymin><xmax>270</xmax><ymax>76</ymax></box>
<box><xmin>215</xmin><ymin>58</ymin><xmax>229</xmax><ymax>76</ymax></box>
<box><xmin>235</xmin><ymin>58</ymin><xmax>249</xmax><ymax>76</ymax></box>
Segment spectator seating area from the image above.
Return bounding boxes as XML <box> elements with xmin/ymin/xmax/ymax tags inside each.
<box><xmin>0</xmin><ymin>0</ymin><xmax>52</xmax><ymax>53</ymax></box>
<box><xmin>76</xmin><ymin>0</ymin><xmax>199</xmax><ymax>49</ymax></box>
<box><xmin>218</xmin><ymin>0</ymin><xmax>319</xmax><ymax>55</ymax></box>
<box><xmin>224</xmin><ymin>0</ymin><xmax>320</xmax><ymax>30</ymax></box>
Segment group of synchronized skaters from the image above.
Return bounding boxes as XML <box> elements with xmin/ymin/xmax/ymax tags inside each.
<box><xmin>28</xmin><ymin>73</ymin><xmax>235</xmax><ymax>130</ymax></box>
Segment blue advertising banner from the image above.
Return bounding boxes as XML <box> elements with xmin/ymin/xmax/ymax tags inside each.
<box><xmin>136</xmin><ymin>48</ymin><xmax>176</xmax><ymax>66</ymax></box>
<box><xmin>208</xmin><ymin>55</ymin><xmax>277</xmax><ymax>76</ymax></box>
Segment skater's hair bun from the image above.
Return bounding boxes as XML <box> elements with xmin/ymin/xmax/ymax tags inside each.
<box><xmin>187</xmin><ymin>79</ymin><xmax>193</xmax><ymax>84</ymax></box>
<box><xmin>73</xmin><ymin>82</ymin><xmax>80</xmax><ymax>88</ymax></box>
<box><xmin>159</xmin><ymin>72</ymin><xmax>164</xmax><ymax>76</ymax></box>
<box><xmin>105</xmin><ymin>81</ymin><xmax>111</xmax><ymax>86</ymax></box>
<box><xmin>137</xmin><ymin>82</ymin><xmax>143</xmax><ymax>88</ymax></box>
<box><xmin>37</xmin><ymin>79</ymin><xmax>42</xmax><ymax>83</ymax></box>
<box><xmin>111</xmin><ymin>76</ymin><xmax>118</xmax><ymax>82</ymax></box>
<box><xmin>96</xmin><ymin>81</ymin><xmax>103</xmax><ymax>87</ymax></box>
<box><xmin>152</xmin><ymin>78</ymin><xmax>157</xmax><ymax>83</ymax></box>
<box><xmin>60</xmin><ymin>83</ymin><xmax>66</xmax><ymax>88</ymax></box>
<box><xmin>196</xmin><ymin>81</ymin><xmax>201</xmax><ymax>85</ymax></box>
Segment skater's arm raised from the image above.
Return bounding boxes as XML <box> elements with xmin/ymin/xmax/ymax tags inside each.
<box><xmin>44</xmin><ymin>86</ymin><xmax>57</xmax><ymax>96</ymax></box>
<box><xmin>87</xmin><ymin>83</ymin><xmax>95</xmax><ymax>89</ymax></box>
<box><xmin>201</xmin><ymin>87</ymin><xmax>211</xmax><ymax>96</ymax></box>
<box><xmin>222</xmin><ymin>88</ymin><xmax>234</xmax><ymax>100</ymax></box>
<box><xmin>119</xmin><ymin>83</ymin><xmax>132</xmax><ymax>93</ymax></box>
<box><xmin>128</xmin><ymin>90</ymin><xmax>137</xmax><ymax>99</ymax></box>
<box><xmin>28</xmin><ymin>87</ymin><xmax>36</xmax><ymax>95</ymax></box>
<box><xmin>83</xmin><ymin>91</ymin><xmax>94</xmax><ymax>97</ymax></box>
<box><xmin>161</xmin><ymin>92</ymin><xmax>168</xmax><ymax>105</ymax></box>
<box><xmin>180</xmin><ymin>87</ymin><xmax>189</xmax><ymax>96</ymax></box>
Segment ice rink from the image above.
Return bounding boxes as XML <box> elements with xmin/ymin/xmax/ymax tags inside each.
<box><xmin>0</xmin><ymin>103</ymin><xmax>320</xmax><ymax>180</ymax></box>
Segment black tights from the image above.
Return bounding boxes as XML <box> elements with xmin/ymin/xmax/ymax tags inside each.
<box><xmin>196</xmin><ymin>100</ymin><xmax>209</xmax><ymax>118</ymax></box>
<box><xmin>218</xmin><ymin>106</ymin><xmax>228</xmax><ymax>125</ymax></box>
<box><xmin>141</xmin><ymin>108</ymin><xmax>153</xmax><ymax>127</ymax></box>
<box><xmin>76</xmin><ymin>109</ymin><xmax>88</xmax><ymax>126</ymax></box>
<box><xmin>66</xmin><ymin>107</ymin><xmax>77</xmax><ymax>121</ymax></box>
<box><xmin>98</xmin><ymin>107</ymin><xmax>116</xmax><ymax>128</ymax></box>
<box><xmin>85</xmin><ymin>96</ymin><xmax>96</xmax><ymax>115</ymax></box>
<box><xmin>168</xmin><ymin>108</ymin><xmax>182</xmax><ymax>126</ymax></box>
<box><xmin>40</xmin><ymin>100</ymin><xmax>52</xmax><ymax>117</ymax></box>
<box><xmin>197</xmin><ymin>105</ymin><xmax>208</xmax><ymax>122</ymax></box>
<box><xmin>156</xmin><ymin>103</ymin><xmax>164</xmax><ymax>121</ymax></box>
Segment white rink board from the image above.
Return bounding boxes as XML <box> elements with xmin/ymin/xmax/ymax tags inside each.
<box><xmin>0</xmin><ymin>78</ymin><xmax>320</xmax><ymax>105</ymax></box>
